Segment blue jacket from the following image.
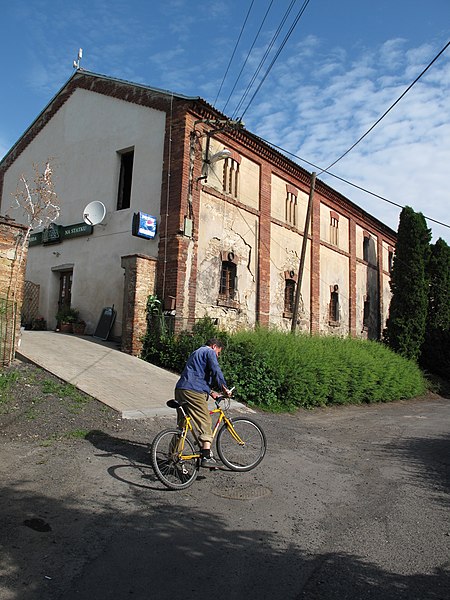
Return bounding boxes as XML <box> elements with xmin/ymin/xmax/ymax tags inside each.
<box><xmin>175</xmin><ymin>345</ymin><xmax>227</xmax><ymax>394</ymax></box>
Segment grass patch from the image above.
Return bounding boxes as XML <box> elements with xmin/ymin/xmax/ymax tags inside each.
<box><xmin>0</xmin><ymin>371</ymin><xmax>19</xmax><ymax>404</ymax></box>
<box><xmin>41</xmin><ymin>379</ymin><xmax>88</xmax><ymax>405</ymax></box>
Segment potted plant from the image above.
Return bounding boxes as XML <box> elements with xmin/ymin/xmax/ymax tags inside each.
<box><xmin>56</xmin><ymin>306</ymin><xmax>79</xmax><ymax>333</ymax></box>
<box><xmin>31</xmin><ymin>316</ymin><xmax>47</xmax><ymax>330</ymax></box>
<box><xmin>72</xmin><ymin>319</ymin><xmax>86</xmax><ymax>335</ymax></box>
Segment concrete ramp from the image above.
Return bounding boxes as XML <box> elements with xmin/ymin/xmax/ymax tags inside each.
<box><xmin>18</xmin><ymin>330</ymin><xmax>178</xmax><ymax>418</ymax></box>
<box><xmin>17</xmin><ymin>330</ymin><xmax>250</xmax><ymax>419</ymax></box>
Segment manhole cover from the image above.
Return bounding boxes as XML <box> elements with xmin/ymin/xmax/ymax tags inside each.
<box><xmin>211</xmin><ymin>484</ymin><xmax>272</xmax><ymax>500</ymax></box>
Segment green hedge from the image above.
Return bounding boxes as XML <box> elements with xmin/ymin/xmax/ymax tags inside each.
<box><xmin>221</xmin><ymin>329</ymin><xmax>427</xmax><ymax>410</ymax></box>
<box><xmin>141</xmin><ymin>318</ymin><xmax>427</xmax><ymax>411</ymax></box>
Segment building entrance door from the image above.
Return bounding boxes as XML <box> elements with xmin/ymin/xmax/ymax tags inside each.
<box><xmin>58</xmin><ymin>270</ymin><xmax>73</xmax><ymax>313</ymax></box>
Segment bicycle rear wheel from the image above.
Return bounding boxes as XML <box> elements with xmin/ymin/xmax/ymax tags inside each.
<box><xmin>216</xmin><ymin>417</ymin><xmax>266</xmax><ymax>472</ymax></box>
<box><xmin>151</xmin><ymin>429</ymin><xmax>199</xmax><ymax>490</ymax></box>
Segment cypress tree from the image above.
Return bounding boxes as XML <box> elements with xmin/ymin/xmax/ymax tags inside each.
<box><xmin>384</xmin><ymin>206</ymin><xmax>431</xmax><ymax>361</ymax></box>
<box><xmin>421</xmin><ymin>238</ymin><xmax>450</xmax><ymax>377</ymax></box>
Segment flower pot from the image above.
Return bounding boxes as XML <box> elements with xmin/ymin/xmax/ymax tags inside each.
<box><xmin>72</xmin><ymin>322</ymin><xmax>86</xmax><ymax>335</ymax></box>
<box><xmin>59</xmin><ymin>322</ymin><xmax>73</xmax><ymax>333</ymax></box>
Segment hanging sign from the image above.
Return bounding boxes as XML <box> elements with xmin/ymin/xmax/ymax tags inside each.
<box><xmin>132</xmin><ymin>212</ymin><xmax>157</xmax><ymax>239</ymax></box>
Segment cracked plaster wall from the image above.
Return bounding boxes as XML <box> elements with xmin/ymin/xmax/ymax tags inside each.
<box><xmin>270</xmin><ymin>223</ymin><xmax>311</xmax><ymax>332</ymax></box>
<box><xmin>197</xmin><ymin>193</ymin><xmax>257</xmax><ymax>330</ymax></box>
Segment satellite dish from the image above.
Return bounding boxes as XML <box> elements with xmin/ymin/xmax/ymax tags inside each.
<box><xmin>83</xmin><ymin>201</ymin><xmax>106</xmax><ymax>226</ymax></box>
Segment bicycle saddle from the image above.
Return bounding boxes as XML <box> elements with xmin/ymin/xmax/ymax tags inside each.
<box><xmin>166</xmin><ymin>399</ymin><xmax>186</xmax><ymax>409</ymax></box>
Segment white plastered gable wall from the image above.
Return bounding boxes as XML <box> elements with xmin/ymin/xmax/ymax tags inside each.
<box><xmin>1</xmin><ymin>88</ymin><xmax>166</xmax><ymax>335</ymax></box>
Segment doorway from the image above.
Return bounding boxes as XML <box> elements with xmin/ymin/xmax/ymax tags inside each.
<box><xmin>58</xmin><ymin>270</ymin><xmax>73</xmax><ymax>313</ymax></box>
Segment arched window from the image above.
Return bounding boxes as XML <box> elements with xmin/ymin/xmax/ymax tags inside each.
<box><xmin>284</xmin><ymin>279</ymin><xmax>296</xmax><ymax>315</ymax></box>
<box><xmin>219</xmin><ymin>261</ymin><xmax>237</xmax><ymax>300</ymax></box>
<box><xmin>329</xmin><ymin>285</ymin><xmax>340</xmax><ymax>324</ymax></box>
<box><xmin>222</xmin><ymin>158</ymin><xmax>239</xmax><ymax>197</ymax></box>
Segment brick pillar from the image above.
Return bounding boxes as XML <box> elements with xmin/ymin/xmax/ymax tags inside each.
<box><xmin>257</xmin><ymin>163</ymin><xmax>271</xmax><ymax>326</ymax></box>
<box><xmin>310</xmin><ymin>192</ymin><xmax>320</xmax><ymax>334</ymax></box>
<box><xmin>349</xmin><ymin>219</ymin><xmax>357</xmax><ymax>337</ymax></box>
<box><xmin>121</xmin><ymin>253</ymin><xmax>157</xmax><ymax>356</ymax></box>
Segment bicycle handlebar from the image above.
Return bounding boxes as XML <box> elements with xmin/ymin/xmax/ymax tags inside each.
<box><xmin>213</xmin><ymin>386</ymin><xmax>235</xmax><ymax>405</ymax></box>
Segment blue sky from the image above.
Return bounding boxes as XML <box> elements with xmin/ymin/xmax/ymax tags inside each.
<box><xmin>1</xmin><ymin>0</ymin><xmax>449</xmax><ymax>242</ymax></box>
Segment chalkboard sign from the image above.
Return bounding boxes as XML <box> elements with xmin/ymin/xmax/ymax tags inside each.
<box><xmin>93</xmin><ymin>306</ymin><xmax>116</xmax><ymax>340</ymax></box>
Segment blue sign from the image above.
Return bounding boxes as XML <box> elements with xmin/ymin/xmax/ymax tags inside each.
<box><xmin>132</xmin><ymin>212</ymin><xmax>157</xmax><ymax>239</ymax></box>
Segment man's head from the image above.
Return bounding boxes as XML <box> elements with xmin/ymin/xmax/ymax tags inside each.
<box><xmin>206</xmin><ymin>338</ymin><xmax>224</xmax><ymax>357</ymax></box>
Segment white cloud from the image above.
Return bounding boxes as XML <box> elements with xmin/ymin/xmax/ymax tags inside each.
<box><xmin>240</xmin><ymin>36</ymin><xmax>450</xmax><ymax>242</ymax></box>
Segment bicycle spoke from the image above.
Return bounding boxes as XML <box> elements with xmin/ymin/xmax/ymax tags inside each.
<box><xmin>151</xmin><ymin>429</ymin><xmax>200</xmax><ymax>490</ymax></box>
<box><xmin>217</xmin><ymin>418</ymin><xmax>266</xmax><ymax>471</ymax></box>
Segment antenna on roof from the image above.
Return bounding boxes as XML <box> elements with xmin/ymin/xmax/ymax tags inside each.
<box><xmin>73</xmin><ymin>48</ymin><xmax>83</xmax><ymax>70</ymax></box>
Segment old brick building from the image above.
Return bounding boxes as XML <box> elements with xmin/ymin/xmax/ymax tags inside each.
<box><xmin>0</xmin><ymin>70</ymin><xmax>396</xmax><ymax>355</ymax></box>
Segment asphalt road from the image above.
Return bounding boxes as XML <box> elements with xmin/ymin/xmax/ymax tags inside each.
<box><xmin>1</xmin><ymin>395</ymin><xmax>449</xmax><ymax>600</ymax></box>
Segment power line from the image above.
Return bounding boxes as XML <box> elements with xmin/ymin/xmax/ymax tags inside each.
<box><xmin>213</xmin><ymin>0</ymin><xmax>255</xmax><ymax>108</ymax></box>
<box><xmin>232</xmin><ymin>0</ymin><xmax>298</xmax><ymax>120</ymax></box>
<box><xmin>239</xmin><ymin>0</ymin><xmax>312</xmax><ymax>119</ymax></box>
<box><xmin>318</xmin><ymin>39</ymin><xmax>450</xmax><ymax>175</ymax></box>
<box><xmin>255</xmin><ymin>134</ymin><xmax>450</xmax><ymax>230</ymax></box>
<box><xmin>221</xmin><ymin>0</ymin><xmax>275</xmax><ymax>114</ymax></box>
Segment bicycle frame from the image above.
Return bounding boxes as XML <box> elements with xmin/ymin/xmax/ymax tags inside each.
<box><xmin>175</xmin><ymin>403</ymin><xmax>245</xmax><ymax>461</ymax></box>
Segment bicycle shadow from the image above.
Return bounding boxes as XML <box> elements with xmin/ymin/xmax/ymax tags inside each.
<box><xmin>85</xmin><ymin>429</ymin><xmax>150</xmax><ymax>464</ymax></box>
<box><xmin>85</xmin><ymin>429</ymin><xmax>209</xmax><ymax>490</ymax></box>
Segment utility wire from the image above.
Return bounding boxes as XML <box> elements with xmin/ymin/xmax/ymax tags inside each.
<box><xmin>318</xmin><ymin>39</ymin><xmax>450</xmax><ymax>175</ymax></box>
<box><xmin>221</xmin><ymin>0</ymin><xmax>275</xmax><ymax>114</ymax></box>
<box><xmin>213</xmin><ymin>0</ymin><xmax>255</xmax><ymax>108</ymax></box>
<box><xmin>255</xmin><ymin>134</ymin><xmax>450</xmax><ymax>230</ymax></box>
<box><xmin>239</xmin><ymin>0</ymin><xmax>312</xmax><ymax>119</ymax></box>
<box><xmin>232</xmin><ymin>0</ymin><xmax>298</xmax><ymax>120</ymax></box>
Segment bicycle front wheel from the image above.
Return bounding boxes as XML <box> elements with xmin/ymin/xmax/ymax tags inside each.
<box><xmin>151</xmin><ymin>429</ymin><xmax>199</xmax><ymax>490</ymax></box>
<box><xmin>216</xmin><ymin>417</ymin><xmax>266</xmax><ymax>472</ymax></box>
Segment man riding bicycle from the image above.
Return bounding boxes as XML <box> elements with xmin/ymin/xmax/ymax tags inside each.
<box><xmin>175</xmin><ymin>338</ymin><xmax>231</xmax><ymax>468</ymax></box>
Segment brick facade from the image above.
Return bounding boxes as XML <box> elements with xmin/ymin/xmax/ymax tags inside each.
<box><xmin>0</xmin><ymin>71</ymin><xmax>397</xmax><ymax>355</ymax></box>
<box><xmin>121</xmin><ymin>254</ymin><xmax>157</xmax><ymax>356</ymax></box>
<box><xmin>0</xmin><ymin>216</ymin><xmax>29</xmax><ymax>365</ymax></box>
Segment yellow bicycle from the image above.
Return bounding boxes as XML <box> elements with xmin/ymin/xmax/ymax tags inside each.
<box><xmin>151</xmin><ymin>391</ymin><xmax>267</xmax><ymax>490</ymax></box>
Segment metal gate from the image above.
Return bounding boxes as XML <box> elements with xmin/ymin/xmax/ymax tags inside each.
<box><xmin>21</xmin><ymin>280</ymin><xmax>40</xmax><ymax>328</ymax></box>
<box><xmin>0</xmin><ymin>297</ymin><xmax>17</xmax><ymax>367</ymax></box>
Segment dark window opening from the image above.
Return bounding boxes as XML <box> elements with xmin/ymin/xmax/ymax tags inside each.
<box><xmin>219</xmin><ymin>261</ymin><xmax>237</xmax><ymax>301</ymax></box>
<box><xmin>363</xmin><ymin>299</ymin><xmax>370</xmax><ymax>328</ymax></box>
<box><xmin>284</xmin><ymin>279</ymin><xmax>296</xmax><ymax>314</ymax></box>
<box><xmin>329</xmin><ymin>288</ymin><xmax>340</xmax><ymax>323</ymax></box>
<box><xmin>363</xmin><ymin>236</ymin><xmax>370</xmax><ymax>262</ymax></box>
<box><xmin>117</xmin><ymin>150</ymin><xmax>134</xmax><ymax>210</ymax></box>
<box><xmin>388</xmin><ymin>250</ymin><xmax>394</xmax><ymax>273</ymax></box>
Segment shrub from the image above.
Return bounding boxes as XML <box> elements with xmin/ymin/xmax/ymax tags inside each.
<box><xmin>141</xmin><ymin>318</ymin><xmax>427</xmax><ymax>411</ymax></box>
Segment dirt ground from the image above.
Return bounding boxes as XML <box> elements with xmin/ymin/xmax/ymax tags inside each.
<box><xmin>1</xmin><ymin>360</ymin><xmax>449</xmax><ymax>600</ymax></box>
<box><xmin>0</xmin><ymin>360</ymin><xmax>151</xmax><ymax>443</ymax></box>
